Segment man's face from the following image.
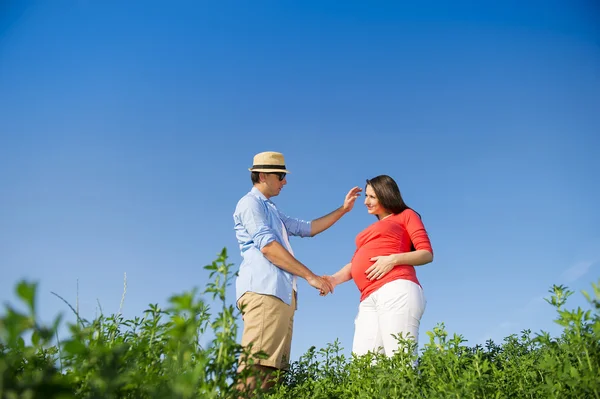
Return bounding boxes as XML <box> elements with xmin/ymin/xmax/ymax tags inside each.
<box><xmin>262</xmin><ymin>172</ymin><xmax>287</xmax><ymax>197</ymax></box>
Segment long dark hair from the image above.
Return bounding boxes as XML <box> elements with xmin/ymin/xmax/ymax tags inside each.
<box><xmin>366</xmin><ymin>175</ymin><xmax>410</xmax><ymax>218</ymax></box>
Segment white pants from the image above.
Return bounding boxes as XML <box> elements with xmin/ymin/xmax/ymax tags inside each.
<box><xmin>352</xmin><ymin>279</ymin><xmax>426</xmax><ymax>357</ymax></box>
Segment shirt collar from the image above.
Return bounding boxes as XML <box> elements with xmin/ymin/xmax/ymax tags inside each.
<box><xmin>251</xmin><ymin>186</ymin><xmax>269</xmax><ymax>202</ymax></box>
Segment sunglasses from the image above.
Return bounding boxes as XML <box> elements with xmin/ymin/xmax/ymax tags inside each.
<box><xmin>269</xmin><ymin>172</ymin><xmax>286</xmax><ymax>181</ymax></box>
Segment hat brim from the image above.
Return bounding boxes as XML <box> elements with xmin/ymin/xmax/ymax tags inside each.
<box><xmin>249</xmin><ymin>167</ymin><xmax>291</xmax><ymax>173</ymax></box>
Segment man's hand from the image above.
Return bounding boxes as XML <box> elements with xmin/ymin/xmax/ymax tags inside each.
<box><xmin>306</xmin><ymin>274</ymin><xmax>334</xmax><ymax>296</ymax></box>
<box><xmin>342</xmin><ymin>187</ymin><xmax>362</xmax><ymax>213</ymax></box>
<box><xmin>310</xmin><ymin>187</ymin><xmax>362</xmax><ymax>237</ymax></box>
<box><xmin>365</xmin><ymin>255</ymin><xmax>397</xmax><ymax>280</ymax></box>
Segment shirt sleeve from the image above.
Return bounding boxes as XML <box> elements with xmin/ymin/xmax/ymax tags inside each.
<box><xmin>237</xmin><ymin>197</ymin><xmax>277</xmax><ymax>250</ymax></box>
<box><xmin>403</xmin><ymin>209</ymin><xmax>433</xmax><ymax>254</ymax></box>
<box><xmin>277</xmin><ymin>209</ymin><xmax>312</xmax><ymax>238</ymax></box>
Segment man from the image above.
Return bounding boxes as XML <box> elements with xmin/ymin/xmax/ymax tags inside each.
<box><xmin>233</xmin><ymin>151</ymin><xmax>361</xmax><ymax>393</ymax></box>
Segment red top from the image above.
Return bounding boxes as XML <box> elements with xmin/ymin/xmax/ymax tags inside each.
<box><xmin>350</xmin><ymin>209</ymin><xmax>433</xmax><ymax>302</ymax></box>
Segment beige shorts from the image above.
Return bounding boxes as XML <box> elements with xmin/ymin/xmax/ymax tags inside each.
<box><xmin>237</xmin><ymin>291</ymin><xmax>296</xmax><ymax>370</ymax></box>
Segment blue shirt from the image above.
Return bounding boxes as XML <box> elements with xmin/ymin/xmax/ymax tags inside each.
<box><xmin>233</xmin><ymin>187</ymin><xmax>312</xmax><ymax>306</ymax></box>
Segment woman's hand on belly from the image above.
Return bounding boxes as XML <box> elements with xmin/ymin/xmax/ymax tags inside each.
<box><xmin>365</xmin><ymin>254</ymin><xmax>399</xmax><ymax>281</ymax></box>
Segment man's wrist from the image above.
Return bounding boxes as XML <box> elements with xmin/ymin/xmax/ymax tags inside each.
<box><xmin>302</xmin><ymin>270</ymin><xmax>316</xmax><ymax>281</ymax></box>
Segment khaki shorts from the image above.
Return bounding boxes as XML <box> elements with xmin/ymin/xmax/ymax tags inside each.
<box><xmin>237</xmin><ymin>291</ymin><xmax>296</xmax><ymax>370</ymax></box>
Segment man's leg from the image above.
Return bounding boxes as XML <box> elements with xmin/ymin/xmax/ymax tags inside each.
<box><xmin>236</xmin><ymin>292</ymin><xmax>295</xmax><ymax>396</ymax></box>
<box><xmin>236</xmin><ymin>364</ymin><xmax>277</xmax><ymax>394</ymax></box>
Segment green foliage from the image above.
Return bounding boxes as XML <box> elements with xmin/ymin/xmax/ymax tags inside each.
<box><xmin>264</xmin><ymin>282</ymin><xmax>600</xmax><ymax>399</ymax></box>
<box><xmin>0</xmin><ymin>249</ymin><xmax>257</xmax><ymax>398</ymax></box>
<box><xmin>1</xmin><ymin>249</ymin><xmax>599</xmax><ymax>398</ymax></box>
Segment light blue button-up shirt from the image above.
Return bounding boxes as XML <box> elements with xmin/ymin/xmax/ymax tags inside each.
<box><xmin>233</xmin><ymin>187</ymin><xmax>312</xmax><ymax>306</ymax></box>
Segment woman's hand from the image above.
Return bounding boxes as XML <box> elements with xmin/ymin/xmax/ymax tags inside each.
<box><xmin>322</xmin><ymin>274</ymin><xmax>342</xmax><ymax>294</ymax></box>
<box><xmin>321</xmin><ymin>262</ymin><xmax>352</xmax><ymax>294</ymax></box>
<box><xmin>365</xmin><ymin>255</ymin><xmax>398</xmax><ymax>280</ymax></box>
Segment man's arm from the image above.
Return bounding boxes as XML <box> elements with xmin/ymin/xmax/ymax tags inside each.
<box><xmin>237</xmin><ymin>197</ymin><xmax>333</xmax><ymax>294</ymax></box>
<box><xmin>310</xmin><ymin>206</ymin><xmax>347</xmax><ymax>236</ymax></box>
<box><xmin>310</xmin><ymin>187</ymin><xmax>362</xmax><ymax>236</ymax></box>
<box><xmin>261</xmin><ymin>241</ymin><xmax>333</xmax><ymax>294</ymax></box>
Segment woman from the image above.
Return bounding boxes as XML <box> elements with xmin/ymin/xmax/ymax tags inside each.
<box><xmin>325</xmin><ymin>175</ymin><xmax>433</xmax><ymax>357</ymax></box>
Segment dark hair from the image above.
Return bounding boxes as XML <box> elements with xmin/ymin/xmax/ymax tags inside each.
<box><xmin>366</xmin><ymin>175</ymin><xmax>410</xmax><ymax>217</ymax></box>
<box><xmin>251</xmin><ymin>171</ymin><xmax>286</xmax><ymax>184</ymax></box>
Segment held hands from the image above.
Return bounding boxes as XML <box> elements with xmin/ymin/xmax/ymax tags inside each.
<box><xmin>306</xmin><ymin>274</ymin><xmax>334</xmax><ymax>296</ymax></box>
<box><xmin>365</xmin><ymin>255</ymin><xmax>397</xmax><ymax>281</ymax></box>
<box><xmin>316</xmin><ymin>275</ymin><xmax>340</xmax><ymax>297</ymax></box>
<box><xmin>342</xmin><ymin>187</ymin><xmax>362</xmax><ymax>213</ymax></box>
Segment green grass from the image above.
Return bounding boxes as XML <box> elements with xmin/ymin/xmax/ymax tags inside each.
<box><xmin>1</xmin><ymin>248</ymin><xmax>599</xmax><ymax>398</ymax></box>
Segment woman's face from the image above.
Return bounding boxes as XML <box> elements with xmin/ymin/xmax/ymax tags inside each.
<box><xmin>364</xmin><ymin>184</ymin><xmax>385</xmax><ymax>217</ymax></box>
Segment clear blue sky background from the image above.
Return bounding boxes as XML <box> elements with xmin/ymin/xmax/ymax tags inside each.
<box><xmin>1</xmin><ymin>0</ymin><xmax>599</xmax><ymax>361</ymax></box>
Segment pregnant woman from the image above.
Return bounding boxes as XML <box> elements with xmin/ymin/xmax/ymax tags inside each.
<box><xmin>325</xmin><ymin>175</ymin><xmax>433</xmax><ymax>356</ymax></box>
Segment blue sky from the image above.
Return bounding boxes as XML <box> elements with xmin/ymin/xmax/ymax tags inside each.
<box><xmin>1</xmin><ymin>0</ymin><xmax>599</xmax><ymax>361</ymax></box>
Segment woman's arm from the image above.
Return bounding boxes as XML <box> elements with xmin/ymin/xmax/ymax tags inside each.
<box><xmin>323</xmin><ymin>262</ymin><xmax>352</xmax><ymax>292</ymax></box>
<box><xmin>365</xmin><ymin>209</ymin><xmax>434</xmax><ymax>281</ymax></box>
<box><xmin>387</xmin><ymin>249</ymin><xmax>433</xmax><ymax>266</ymax></box>
<box><xmin>365</xmin><ymin>250</ymin><xmax>432</xmax><ymax>280</ymax></box>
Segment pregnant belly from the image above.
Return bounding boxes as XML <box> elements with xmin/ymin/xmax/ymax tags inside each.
<box><xmin>350</xmin><ymin>246</ymin><xmax>395</xmax><ymax>292</ymax></box>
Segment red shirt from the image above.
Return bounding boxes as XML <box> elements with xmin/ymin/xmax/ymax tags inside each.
<box><xmin>350</xmin><ymin>209</ymin><xmax>433</xmax><ymax>302</ymax></box>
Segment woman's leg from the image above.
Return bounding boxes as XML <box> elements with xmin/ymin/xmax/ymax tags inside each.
<box><xmin>376</xmin><ymin>279</ymin><xmax>426</xmax><ymax>357</ymax></box>
<box><xmin>352</xmin><ymin>294</ymin><xmax>384</xmax><ymax>356</ymax></box>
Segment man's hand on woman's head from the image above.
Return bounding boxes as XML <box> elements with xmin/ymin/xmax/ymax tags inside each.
<box><xmin>342</xmin><ymin>186</ymin><xmax>362</xmax><ymax>213</ymax></box>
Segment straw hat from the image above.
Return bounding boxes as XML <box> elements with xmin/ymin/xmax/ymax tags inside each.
<box><xmin>248</xmin><ymin>151</ymin><xmax>290</xmax><ymax>173</ymax></box>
